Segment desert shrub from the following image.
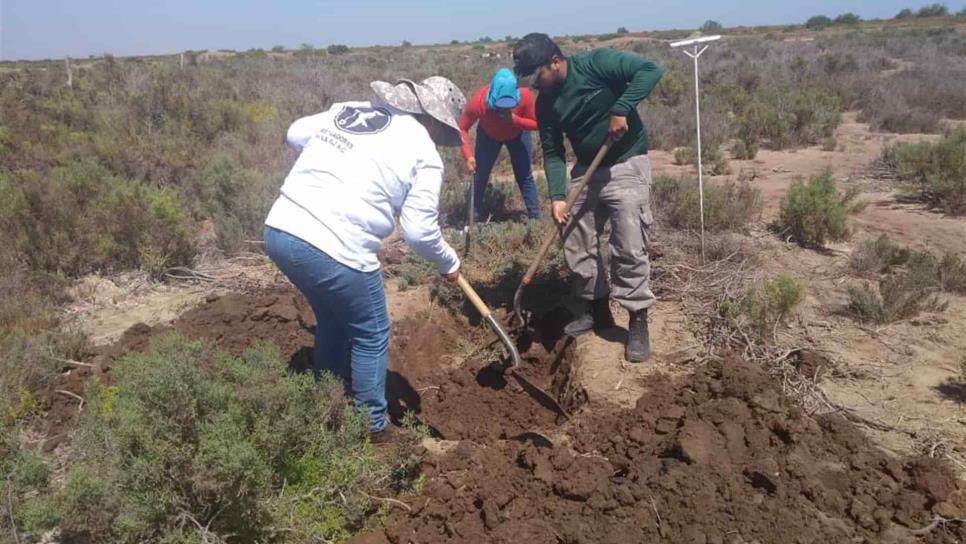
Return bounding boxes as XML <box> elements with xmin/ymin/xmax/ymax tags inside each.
<box><xmin>652</xmin><ymin>176</ymin><xmax>763</xmax><ymax>232</ymax></box>
<box><xmin>731</xmin><ymin>137</ymin><xmax>759</xmax><ymax>160</ymax></box>
<box><xmin>0</xmin><ymin>162</ymin><xmax>195</xmax><ymax>276</ymax></box>
<box><xmin>892</xmin><ymin>128</ymin><xmax>966</xmax><ymax>214</ymax></box>
<box><xmin>777</xmin><ymin>171</ymin><xmax>864</xmax><ymax>248</ymax></box>
<box><xmin>850</xmin><ymin>234</ymin><xmax>966</xmax><ymax>295</ymax></box>
<box><xmin>704</xmin><ymin>145</ymin><xmax>730</xmax><ymax>175</ymax></box>
<box><xmin>673</xmin><ymin>146</ymin><xmax>696</xmax><ymax>165</ymax></box>
<box><xmin>327</xmin><ymin>44</ymin><xmax>350</xmax><ymax>55</ymax></box>
<box><xmin>896</xmin><ymin>8</ymin><xmax>914</xmax><ymax>18</ymax></box>
<box><xmin>821</xmin><ymin>136</ymin><xmax>837</xmax><ymax>151</ymax></box>
<box><xmin>15</xmin><ymin>335</ymin><xmax>420</xmax><ymax>543</ymax></box>
<box><xmin>738</xmin><ymin>86</ymin><xmax>842</xmax><ymax>150</ymax></box>
<box><xmin>0</xmin><ymin>247</ymin><xmax>87</xmax><ymax>422</ymax></box>
<box><xmin>849</xmin><ymin>234</ymin><xmax>914</xmax><ymax>276</ymax></box>
<box><xmin>848</xmin><ymin>274</ymin><xmax>947</xmax><ymax>324</ymax></box>
<box><xmin>722</xmin><ymin>273</ymin><xmax>805</xmax><ymax>339</ymax></box>
<box><xmin>937</xmin><ymin>253</ymin><xmax>966</xmax><ymax>294</ymax></box>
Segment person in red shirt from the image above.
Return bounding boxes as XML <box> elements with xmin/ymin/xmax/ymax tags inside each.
<box><xmin>459</xmin><ymin>68</ymin><xmax>541</xmax><ymax>221</ymax></box>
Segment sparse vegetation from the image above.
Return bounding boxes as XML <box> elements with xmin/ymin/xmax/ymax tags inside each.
<box><xmin>652</xmin><ymin>176</ymin><xmax>763</xmax><ymax>233</ymax></box>
<box><xmin>850</xmin><ymin>234</ymin><xmax>966</xmax><ymax>295</ymax></box>
<box><xmin>888</xmin><ymin>128</ymin><xmax>966</xmax><ymax>214</ymax></box>
<box><xmin>778</xmin><ymin>171</ymin><xmax>864</xmax><ymax>248</ymax></box>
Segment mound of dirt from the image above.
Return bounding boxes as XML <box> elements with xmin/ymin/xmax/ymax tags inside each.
<box><xmin>365</xmin><ymin>357</ymin><xmax>965</xmax><ymax>544</ymax></box>
<box><xmin>40</xmin><ymin>289</ymin><xmax>316</xmax><ymax>450</ymax></box>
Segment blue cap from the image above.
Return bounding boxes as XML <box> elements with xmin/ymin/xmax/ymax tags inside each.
<box><xmin>486</xmin><ymin>68</ymin><xmax>520</xmax><ymax>111</ymax></box>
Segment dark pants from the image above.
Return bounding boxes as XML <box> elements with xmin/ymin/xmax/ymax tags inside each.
<box><xmin>473</xmin><ymin>128</ymin><xmax>541</xmax><ymax>220</ymax></box>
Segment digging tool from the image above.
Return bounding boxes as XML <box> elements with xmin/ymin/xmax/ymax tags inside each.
<box><xmin>463</xmin><ymin>177</ymin><xmax>474</xmax><ymax>257</ymax></box>
<box><xmin>455</xmin><ymin>274</ymin><xmax>569</xmax><ymax>419</ymax></box>
<box><xmin>509</xmin><ymin>137</ymin><xmax>614</xmax><ymax>332</ymax></box>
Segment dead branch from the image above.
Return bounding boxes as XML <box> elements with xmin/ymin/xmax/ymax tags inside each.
<box><xmin>649</xmin><ymin>496</ymin><xmax>667</xmax><ymax>538</ymax></box>
<box><xmin>55</xmin><ymin>389</ymin><xmax>85</xmax><ymax>413</ymax></box>
<box><xmin>53</xmin><ymin>357</ymin><xmax>94</xmax><ymax>368</ymax></box>
<box><xmin>911</xmin><ymin>515</ymin><xmax>966</xmax><ymax>536</ymax></box>
<box><xmin>364</xmin><ymin>492</ymin><xmax>412</xmax><ymax>512</ymax></box>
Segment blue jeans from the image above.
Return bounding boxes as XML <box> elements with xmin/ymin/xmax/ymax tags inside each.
<box><xmin>263</xmin><ymin>226</ymin><xmax>390</xmax><ymax>432</ymax></box>
<box><xmin>473</xmin><ymin>128</ymin><xmax>541</xmax><ymax>220</ymax></box>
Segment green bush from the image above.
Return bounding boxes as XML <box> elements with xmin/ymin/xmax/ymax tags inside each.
<box><xmin>738</xmin><ymin>86</ymin><xmax>842</xmax><ymax>150</ymax></box>
<box><xmin>778</xmin><ymin>171</ymin><xmax>864</xmax><ymax>248</ymax></box>
<box><xmin>893</xmin><ymin>128</ymin><xmax>966</xmax><ymax>214</ymax></box>
<box><xmin>847</xmin><ymin>273</ymin><xmax>947</xmax><ymax>324</ymax></box>
<box><xmin>16</xmin><ymin>335</ymin><xmax>420</xmax><ymax>543</ymax></box>
<box><xmin>0</xmin><ymin>161</ymin><xmax>195</xmax><ymax>276</ymax></box>
<box><xmin>652</xmin><ymin>176</ymin><xmax>763</xmax><ymax>233</ymax></box>
<box><xmin>723</xmin><ymin>273</ymin><xmax>805</xmax><ymax>339</ymax></box>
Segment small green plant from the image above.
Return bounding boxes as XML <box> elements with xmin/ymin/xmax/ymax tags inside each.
<box><xmin>731</xmin><ymin>138</ymin><xmax>758</xmax><ymax>160</ymax></box>
<box><xmin>723</xmin><ymin>273</ymin><xmax>805</xmax><ymax>339</ymax></box>
<box><xmin>778</xmin><ymin>171</ymin><xmax>864</xmax><ymax>248</ymax></box>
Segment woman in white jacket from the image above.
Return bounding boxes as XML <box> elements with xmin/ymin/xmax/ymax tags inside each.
<box><xmin>263</xmin><ymin>76</ymin><xmax>465</xmax><ymax>440</ymax></box>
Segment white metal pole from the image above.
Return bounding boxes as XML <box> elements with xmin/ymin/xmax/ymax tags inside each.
<box><xmin>692</xmin><ymin>45</ymin><xmax>705</xmax><ymax>265</ymax></box>
<box><xmin>672</xmin><ymin>36</ymin><xmax>718</xmax><ymax>265</ymax></box>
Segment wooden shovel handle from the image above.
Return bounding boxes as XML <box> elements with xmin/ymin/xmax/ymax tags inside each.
<box><xmin>456</xmin><ymin>274</ymin><xmax>490</xmax><ymax>318</ymax></box>
<box><xmin>520</xmin><ymin>138</ymin><xmax>613</xmax><ymax>284</ymax></box>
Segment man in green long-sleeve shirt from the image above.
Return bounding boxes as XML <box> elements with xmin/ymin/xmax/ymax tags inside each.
<box><xmin>513</xmin><ymin>33</ymin><xmax>663</xmax><ymax>362</ymax></box>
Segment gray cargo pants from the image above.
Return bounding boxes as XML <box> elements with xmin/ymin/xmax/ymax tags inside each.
<box><xmin>562</xmin><ymin>154</ymin><xmax>656</xmax><ymax>312</ymax></box>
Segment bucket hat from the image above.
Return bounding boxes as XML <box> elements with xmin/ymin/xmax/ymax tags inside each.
<box><xmin>371</xmin><ymin>76</ymin><xmax>466</xmax><ymax>147</ymax></box>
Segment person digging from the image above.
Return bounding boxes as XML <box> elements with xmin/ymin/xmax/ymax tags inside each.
<box><xmin>262</xmin><ymin>76</ymin><xmax>465</xmax><ymax>442</ymax></box>
<box><xmin>458</xmin><ymin>67</ymin><xmax>541</xmax><ymax>222</ymax></box>
<box><xmin>513</xmin><ymin>33</ymin><xmax>663</xmax><ymax>362</ymax></box>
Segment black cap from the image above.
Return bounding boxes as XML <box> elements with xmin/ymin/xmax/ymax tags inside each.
<box><xmin>512</xmin><ymin>33</ymin><xmax>562</xmax><ymax>76</ymax></box>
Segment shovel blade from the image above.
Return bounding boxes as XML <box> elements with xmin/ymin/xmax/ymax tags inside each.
<box><xmin>509</xmin><ymin>371</ymin><xmax>569</xmax><ymax>420</ymax></box>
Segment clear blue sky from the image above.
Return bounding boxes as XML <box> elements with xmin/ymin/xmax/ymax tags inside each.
<box><xmin>1</xmin><ymin>0</ymin><xmax>961</xmax><ymax>61</ymax></box>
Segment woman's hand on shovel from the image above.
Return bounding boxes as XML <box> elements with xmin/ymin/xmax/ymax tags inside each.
<box><xmin>442</xmin><ymin>269</ymin><xmax>460</xmax><ymax>283</ymax></box>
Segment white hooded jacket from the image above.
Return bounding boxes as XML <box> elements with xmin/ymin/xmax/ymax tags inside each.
<box><xmin>265</xmin><ymin>101</ymin><xmax>459</xmax><ymax>274</ymax></box>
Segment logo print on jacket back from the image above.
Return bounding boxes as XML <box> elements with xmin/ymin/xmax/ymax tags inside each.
<box><xmin>334</xmin><ymin>106</ymin><xmax>392</xmax><ymax>135</ymax></box>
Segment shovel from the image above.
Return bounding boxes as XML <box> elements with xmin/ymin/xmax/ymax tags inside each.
<box><xmin>509</xmin><ymin>137</ymin><xmax>614</xmax><ymax>333</ymax></box>
<box><xmin>463</xmin><ymin>176</ymin><xmax>474</xmax><ymax>257</ymax></box>
<box><xmin>456</xmin><ymin>274</ymin><xmax>569</xmax><ymax>419</ymax></box>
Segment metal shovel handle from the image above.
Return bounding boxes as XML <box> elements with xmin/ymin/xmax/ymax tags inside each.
<box><xmin>456</xmin><ymin>274</ymin><xmax>521</xmax><ymax>370</ymax></box>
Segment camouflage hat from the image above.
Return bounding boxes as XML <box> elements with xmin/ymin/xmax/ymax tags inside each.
<box><xmin>371</xmin><ymin>76</ymin><xmax>466</xmax><ymax>147</ymax></box>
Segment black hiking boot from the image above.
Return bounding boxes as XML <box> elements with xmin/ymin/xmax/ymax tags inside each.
<box><xmin>625</xmin><ymin>309</ymin><xmax>651</xmax><ymax>363</ymax></box>
<box><xmin>564</xmin><ymin>298</ymin><xmax>615</xmax><ymax>337</ymax></box>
